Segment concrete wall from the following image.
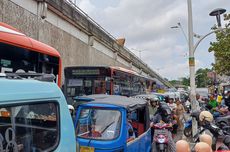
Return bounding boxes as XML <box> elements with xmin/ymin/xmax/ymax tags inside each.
<box><xmin>0</xmin><ymin>0</ymin><xmax>172</xmax><ymax>88</ymax></box>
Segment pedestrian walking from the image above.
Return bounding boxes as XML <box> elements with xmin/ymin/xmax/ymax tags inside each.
<box><xmin>175</xmin><ymin>99</ymin><xmax>185</xmax><ymax>131</ymax></box>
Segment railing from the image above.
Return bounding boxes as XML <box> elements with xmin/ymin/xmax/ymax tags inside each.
<box><xmin>64</xmin><ymin>0</ymin><xmax>143</xmax><ymax>63</ymax></box>
<box><xmin>64</xmin><ymin>0</ymin><xmax>170</xmax><ymax>86</ymax></box>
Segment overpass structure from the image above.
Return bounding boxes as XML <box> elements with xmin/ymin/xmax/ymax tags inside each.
<box><xmin>0</xmin><ymin>0</ymin><xmax>173</xmax><ymax>88</ymax></box>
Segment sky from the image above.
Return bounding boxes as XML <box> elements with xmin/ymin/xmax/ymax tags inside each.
<box><xmin>73</xmin><ymin>0</ymin><xmax>230</xmax><ymax>80</ymax></box>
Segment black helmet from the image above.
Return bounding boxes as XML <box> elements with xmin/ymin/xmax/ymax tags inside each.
<box><xmin>159</xmin><ymin>104</ymin><xmax>171</xmax><ymax>116</ymax></box>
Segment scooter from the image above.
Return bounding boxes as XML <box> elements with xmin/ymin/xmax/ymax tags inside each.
<box><xmin>152</xmin><ymin>123</ymin><xmax>172</xmax><ymax>152</ymax></box>
<box><xmin>184</xmin><ymin>104</ymin><xmax>191</xmax><ymax>113</ymax></box>
<box><xmin>183</xmin><ymin>111</ymin><xmax>200</xmax><ymax>137</ymax></box>
<box><xmin>184</xmin><ymin>119</ymin><xmax>192</xmax><ymax>137</ymax></box>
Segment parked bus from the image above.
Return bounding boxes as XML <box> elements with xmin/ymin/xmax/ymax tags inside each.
<box><xmin>0</xmin><ymin>22</ymin><xmax>62</xmax><ymax>86</ymax></box>
<box><xmin>64</xmin><ymin>66</ymin><xmax>155</xmax><ymax>103</ymax></box>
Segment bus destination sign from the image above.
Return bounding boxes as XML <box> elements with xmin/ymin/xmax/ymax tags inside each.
<box><xmin>72</xmin><ymin>69</ymin><xmax>100</xmax><ymax>75</ymax></box>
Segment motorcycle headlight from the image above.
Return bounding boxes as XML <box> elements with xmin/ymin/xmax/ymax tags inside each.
<box><xmin>157</xmin><ymin>135</ymin><xmax>166</xmax><ymax>143</ymax></box>
<box><xmin>157</xmin><ymin>138</ymin><xmax>166</xmax><ymax>143</ymax></box>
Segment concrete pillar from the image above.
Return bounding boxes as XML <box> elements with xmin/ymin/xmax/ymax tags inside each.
<box><xmin>38</xmin><ymin>1</ymin><xmax>47</xmax><ymax>20</ymax></box>
<box><xmin>113</xmin><ymin>52</ymin><xmax>118</xmax><ymax>60</ymax></box>
<box><xmin>139</xmin><ymin>68</ymin><xmax>143</xmax><ymax>75</ymax></box>
<box><xmin>88</xmin><ymin>35</ymin><xmax>94</xmax><ymax>46</ymax></box>
<box><xmin>129</xmin><ymin>62</ymin><xmax>132</xmax><ymax>69</ymax></box>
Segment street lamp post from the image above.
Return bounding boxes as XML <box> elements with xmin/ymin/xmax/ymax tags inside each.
<box><xmin>187</xmin><ymin>0</ymin><xmax>226</xmax><ymax>138</ymax></box>
<box><xmin>187</xmin><ymin>0</ymin><xmax>198</xmax><ymax>137</ymax></box>
<box><xmin>171</xmin><ymin>22</ymin><xmax>188</xmax><ymax>44</ymax></box>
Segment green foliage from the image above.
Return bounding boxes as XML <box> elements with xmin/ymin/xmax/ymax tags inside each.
<box><xmin>181</xmin><ymin>77</ymin><xmax>190</xmax><ymax>86</ymax></box>
<box><xmin>195</xmin><ymin>68</ymin><xmax>212</xmax><ymax>88</ymax></box>
<box><xmin>209</xmin><ymin>13</ymin><xmax>230</xmax><ymax>76</ymax></box>
<box><xmin>169</xmin><ymin>80</ymin><xmax>179</xmax><ymax>86</ymax></box>
<box><xmin>169</xmin><ymin>77</ymin><xmax>190</xmax><ymax>87</ymax></box>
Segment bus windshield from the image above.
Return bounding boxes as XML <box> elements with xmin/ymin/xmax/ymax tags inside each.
<box><xmin>0</xmin><ymin>42</ymin><xmax>60</xmax><ymax>83</ymax></box>
<box><xmin>76</xmin><ymin>108</ymin><xmax>121</xmax><ymax>140</ymax></box>
<box><xmin>64</xmin><ymin>67</ymin><xmax>111</xmax><ymax>101</ymax></box>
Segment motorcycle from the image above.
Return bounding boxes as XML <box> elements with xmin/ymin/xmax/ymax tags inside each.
<box><xmin>192</xmin><ymin>122</ymin><xmax>224</xmax><ymax>151</ymax></box>
<box><xmin>184</xmin><ymin>119</ymin><xmax>192</xmax><ymax>137</ymax></box>
<box><xmin>152</xmin><ymin>123</ymin><xmax>172</xmax><ymax>152</ymax></box>
<box><xmin>185</xmin><ymin>105</ymin><xmax>191</xmax><ymax>113</ymax></box>
<box><xmin>183</xmin><ymin>111</ymin><xmax>200</xmax><ymax>138</ymax></box>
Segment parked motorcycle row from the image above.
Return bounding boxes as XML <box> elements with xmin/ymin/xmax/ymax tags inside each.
<box><xmin>183</xmin><ymin>92</ymin><xmax>230</xmax><ymax>151</ymax></box>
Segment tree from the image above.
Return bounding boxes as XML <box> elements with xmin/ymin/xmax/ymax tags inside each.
<box><xmin>169</xmin><ymin>77</ymin><xmax>190</xmax><ymax>87</ymax></box>
<box><xmin>181</xmin><ymin>77</ymin><xmax>190</xmax><ymax>86</ymax></box>
<box><xmin>209</xmin><ymin>13</ymin><xmax>230</xmax><ymax>75</ymax></box>
<box><xmin>195</xmin><ymin>68</ymin><xmax>212</xmax><ymax>88</ymax></box>
<box><xmin>169</xmin><ymin>80</ymin><xmax>180</xmax><ymax>86</ymax></box>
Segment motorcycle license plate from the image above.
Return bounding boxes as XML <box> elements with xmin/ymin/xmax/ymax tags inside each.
<box><xmin>80</xmin><ymin>146</ymin><xmax>94</xmax><ymax>152</ymax></box>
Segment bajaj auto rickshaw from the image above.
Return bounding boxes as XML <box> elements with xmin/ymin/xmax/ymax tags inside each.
<box><xmin>0</xmin><ymin>74</ymin><xmax>76</xmax><ymax>152</ymax></box>
<box><xmin>75</xmin><ymin>95</ymin><xmax>151</xmax><ymax>152</ymax></box>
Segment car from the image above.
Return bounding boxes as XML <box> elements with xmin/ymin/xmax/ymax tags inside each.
<box><xmin>133</xmin><ymin>94</ymin><xmax>159</xmax><ymax>101</ymax></box>
<box><xmin>0</xmin><ymin>74</ymin><xmax>76</xmax><ymax>152</ymax></box>
<box><xmin>74</xmin><ymin>95</ymin><xmax>152</xmax><ymax>152</ymax></box>
<box><xmin>151</xmin><ymin>93</ymin><xmax>167</xmax><ymax>102</ymax></box>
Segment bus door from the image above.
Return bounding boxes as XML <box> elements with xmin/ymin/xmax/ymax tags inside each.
<box><xmin>94</xmin><ymin>79</ymin><xmax>106</xmax><ymax>94</ymax></box>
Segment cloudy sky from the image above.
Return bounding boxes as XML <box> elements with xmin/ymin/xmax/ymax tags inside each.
<box><xmin>73</xmin><ymin>0</ymin><xmax>229</xmax><ymax>80</ymax></box>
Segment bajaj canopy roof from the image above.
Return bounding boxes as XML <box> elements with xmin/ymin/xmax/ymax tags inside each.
<box><xmin>82</xmin><ymin>94</ymin><xmax>147</xmax><ymax>111</ymax></box>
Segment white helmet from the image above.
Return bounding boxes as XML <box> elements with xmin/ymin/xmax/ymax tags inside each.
<box><xmin>68</xmin><ymin>105</ymin><xmax>74</xmax><ymax>111</ymax></box>
<box><xmin>199</xmin><ymin>111</ymin><xmax>213</xmax><ymax>122</ymax></box>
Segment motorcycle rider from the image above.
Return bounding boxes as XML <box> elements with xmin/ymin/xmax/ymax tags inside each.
<box><xmin>199</xmin><ymin>110</ymin><xmax>214</xmax><ymax>125</ymax></box>
<box><xmin>225</xmin><ymin>91</ymin><xmax>230</xmax><ymax>110</ymax></box>
<box><xmin>148</xmin><ymin>97</ymin><xmax>159</xmax><ymax>119</ymax></box>
<box><xmin>150</xmin><ymin>103</ymin><xmax>176</xmax><ymax>152</ymax></box>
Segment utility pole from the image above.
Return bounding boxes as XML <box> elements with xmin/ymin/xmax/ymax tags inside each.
<box><xmin>187</xmin><ymin>0</ymin><xmax>198</xmax><ymax>137</ymax></box>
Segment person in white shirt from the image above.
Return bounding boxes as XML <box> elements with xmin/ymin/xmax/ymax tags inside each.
<box><xmin>168</xmin><ymin>98</ymin><xmax>176</xmax><ymax>111</ymax></box>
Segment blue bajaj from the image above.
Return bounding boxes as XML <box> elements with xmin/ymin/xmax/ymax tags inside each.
<box><xmin>75</xmin><ymin>95</ymin><xmax>152</xmax><ymax>152</ymax></box>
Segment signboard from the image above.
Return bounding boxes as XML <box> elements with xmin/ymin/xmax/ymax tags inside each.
<box><xmin>1</xmin><ymin>59</ymin><xmax>11</xmax><ymax>67</ymax></box>
<box><xmin>113</xmin><ymin>85</ymin><xmax>120</xmax><ymax>95</ymax></box>
<box><xmin>72</xmin><ymin>69</ymin><xmax>100</xmax><ymax>76</ymax></box>
<box><xmin>68</xmin><ymin>79</ymin><xmax>83</xmax><ymax>87</ymax></box>
<box><xmin>189</xmin><ymin>57</ymin><xmax>195</xmax><ymax>66</ymax></box>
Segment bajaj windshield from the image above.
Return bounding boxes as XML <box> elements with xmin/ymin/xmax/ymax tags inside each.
<box><xmin>76</xmin><ymin>108</ymin><xmax>121</xmax><ymax>140</ymax></box>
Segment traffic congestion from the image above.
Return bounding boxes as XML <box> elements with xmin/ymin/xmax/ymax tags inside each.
<box><xmin>1</xmin><ymin>0</ymin><xmax>230</xmax><ymax>152</ymax></box>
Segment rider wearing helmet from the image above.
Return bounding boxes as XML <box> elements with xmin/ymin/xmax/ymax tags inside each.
<box><xmin>148</xmin><ymin>97</ymin><xmax>159</xmax><ymax>119</ymax></box>
<box><xmin>199</xmin><ymin>111</ymin><xmax>213</xmax><ymax>124</ymax></box>
<box><xmin>151</xmin><ymin>102</ymin><xmax>176</xmax><ymax>152</ymax></box>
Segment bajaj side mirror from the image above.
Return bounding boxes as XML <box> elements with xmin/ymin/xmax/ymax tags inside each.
<box><xmin>128</xmin><ymin>129</ymin><xmax>134</xmax><ymax>137</ymax></box>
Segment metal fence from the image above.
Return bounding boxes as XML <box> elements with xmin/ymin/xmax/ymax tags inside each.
<box><xmin>63</xmin><ymin>0</ymin><xmax>168</xmax><ymax>84</ymax></box>
<box><xmin>64</xmin><ymin>0</ymin><xmax>142</xmax><ymax>61</ymax></box>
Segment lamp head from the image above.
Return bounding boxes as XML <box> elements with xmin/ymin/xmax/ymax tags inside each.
<box><xmin>209</xmin><ymin>8</ymin><xmax>226</xmax><ymax>27</ymax></box>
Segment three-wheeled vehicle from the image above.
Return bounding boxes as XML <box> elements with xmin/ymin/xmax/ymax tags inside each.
<box><xmin>75</xmin><ymin>95</ymin><xmax>152</xmax><ymax>152</ymax></box>
<box><xmin>0</xmin><ymin>74</ymin><xmax>76</xmax><ymax>152</ymax></box>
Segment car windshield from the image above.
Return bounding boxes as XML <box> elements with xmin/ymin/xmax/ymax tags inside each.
<box><xmin>0</xmin><ymin>102</ymin><xmax>59</xmax><ymax>152</ymax></box>
<box><xmin>76</xmin><ymin>108</ymin><xmax>121</xmax><ymax>140</ymax></box>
